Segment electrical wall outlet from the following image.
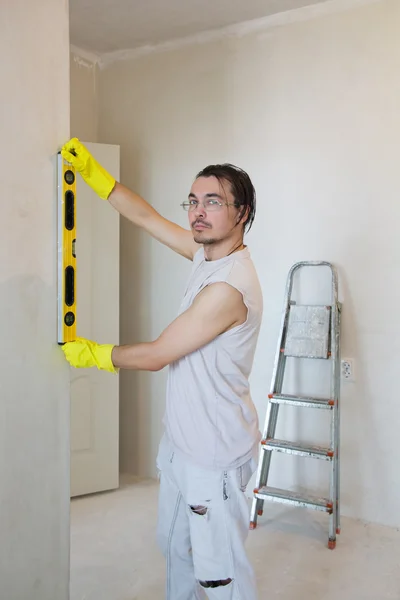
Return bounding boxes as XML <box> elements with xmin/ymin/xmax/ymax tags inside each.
<box><xmin>341</xmin><ymin>358</ymin><xmax>354</xmax><ymax>381</ymax></box>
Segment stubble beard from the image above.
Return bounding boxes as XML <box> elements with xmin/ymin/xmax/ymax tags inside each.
<box><xmin>193</xmin><ymin>233</ymin><xmax>216</xmax><ymax>245</ymax></box>
<box><xmin>191</xmin><ymin>221</ymin><xmax>215</xmax><ymax>245</ymax></box>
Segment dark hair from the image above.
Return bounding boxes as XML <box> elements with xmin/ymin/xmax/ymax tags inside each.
<box><xmin>195</xmin><ymin>163</ymin><xmax>256</xmax><ymax>233</ymax></box>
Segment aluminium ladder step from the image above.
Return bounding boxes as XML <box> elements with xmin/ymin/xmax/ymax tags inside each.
<box><xmin>261</xmin><ymin>438</ymin><xmax>334</xmax><ymax>460</ymax></box>
<box><xmin>254</xmin><ymin>485</ymin><xmax>333</xmax><ymax>513</ymax></box>
<box><xmin>268</xmin><ymin>393</ymin><xmax>334</xmax><ymax>409</ymax></box>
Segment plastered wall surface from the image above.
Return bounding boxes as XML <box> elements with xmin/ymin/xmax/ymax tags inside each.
<box><xmin>0</xmin><ymin>1</ymin><xmax>71</xmax><ymax>597</ymax></box>
<box><xmin>97</xmin><ymin>0</ymin><xmax>400</xmax><ymax>528</ymax></box>
<box><xmin>70</xmin><ymin>50</ymin><xmax>98</xmax><ymax>141</ymax></box>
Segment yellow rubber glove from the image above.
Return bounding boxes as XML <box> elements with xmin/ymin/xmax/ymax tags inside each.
<box><xmin>61</xmin><ymin>137</ymin><xmax>116</xmax><ymax>200</ymax></box>
<box><xmin>61</xmin><ymin>337</ymin><xmax>118</xmax><ymax>373</ymax></box>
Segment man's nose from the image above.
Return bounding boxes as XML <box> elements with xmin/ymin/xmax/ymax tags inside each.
<box><xmin>194</xmin><ymin>202</ymin><xmax>206</xmax><ymax>217</ymax></box>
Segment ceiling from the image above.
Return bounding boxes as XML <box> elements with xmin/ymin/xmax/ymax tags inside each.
<box><xmin>69</xmin><ymin>0</ymin><xmax>329</xmax><ymax>55</ymax></box>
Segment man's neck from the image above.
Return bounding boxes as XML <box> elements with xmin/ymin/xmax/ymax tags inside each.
<box><xmin>203</xmin><ymin>238</ymin><xmax>245</xmax><ymax>262</ymax></box>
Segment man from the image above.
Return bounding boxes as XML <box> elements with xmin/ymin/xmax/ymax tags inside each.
<box><xmin>61</xmin><ymin>138</ymin><xmax>263</xmax><ymax>599</ymax></box>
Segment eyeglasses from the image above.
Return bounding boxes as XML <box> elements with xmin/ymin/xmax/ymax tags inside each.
<box><xmin>180</xmin><ymin>199</ymin><xmax>239</xmax><ymax>212</ymax></box>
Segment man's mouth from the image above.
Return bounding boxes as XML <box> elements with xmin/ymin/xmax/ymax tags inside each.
<box><xmin>192</xmin><ymin>221</ymin><xmax>210</xmax><ymax>230</ymax></box>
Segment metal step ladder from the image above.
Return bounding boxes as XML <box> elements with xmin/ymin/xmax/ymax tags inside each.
<box><xmin>250</xmin><ymin>261</ymin><xmax>342</xmax><ymax>549</ymax></box>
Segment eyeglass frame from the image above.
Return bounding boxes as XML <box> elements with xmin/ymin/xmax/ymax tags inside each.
<box><xmin>180</xmin><ymin>197</ymin><xmax>242</xmax><ymax>212</ymax></box>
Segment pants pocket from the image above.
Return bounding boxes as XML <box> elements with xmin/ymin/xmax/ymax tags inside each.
<box><xmin>237</xmin><ymin>459</ymin><xmax>255</xmax><ymax>493</ymax></box>
<box><xmin>156</xmin><ymin>432</ymin><xmax>174</xmax><ymax>475</ymax></box>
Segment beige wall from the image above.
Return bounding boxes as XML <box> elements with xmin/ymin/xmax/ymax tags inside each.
<box><xmin>98</xmin><ymin>0</ymin><xmax>400</xmax><ymax>527</ymax></box>
<box><xmin>70</xmin><ymin>50</ymin><xmax>98</xmax><ymax>142</ymax></box>
<box><xmin>0</xmin><ymin>1</ymin><xmax>70</xmax><ymax>598</ymax></box>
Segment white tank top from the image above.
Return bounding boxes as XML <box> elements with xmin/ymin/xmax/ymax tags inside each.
<box><xmin>163</xmin><ymin>246</ymin><xmax>263</xmax><ymax>470</ymax></box>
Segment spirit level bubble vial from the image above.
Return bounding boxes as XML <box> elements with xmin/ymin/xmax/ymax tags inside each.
<box><xmin>57</xmin><ymin>152</ymin><xmax>77</xmax><ymax>344</ymax></box>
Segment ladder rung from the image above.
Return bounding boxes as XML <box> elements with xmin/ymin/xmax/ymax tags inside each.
<box><xmin>254</xmin><ymin>486</ymin><xmax>333</xmax><ymax>513</ymax></box>
<box><xmin>269</xmin><ymin>393</ymin><xmax>334</xmax><ymax>409</ymax></box>
<box><xmin>262</xmin><ymin>439</ymin><xmax>334</xmax><ymax>460</ymax></box>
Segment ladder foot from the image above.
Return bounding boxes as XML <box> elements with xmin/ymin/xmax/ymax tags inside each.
<box><xmin>328</xmin><ymin>539</ymin><xmax>336</xmax><ymax>550</ymax></box>
<box><xmin>249</xmin><ymin>521</ymin><xmax>257</xmax><ymax>530</ymax></box>
<box><xmin>336</xmin><ymin>527</ymin><xmax>341</xmax><ymax>534</ymax></box>
<box><xmin>257</xmin><ymin>510</ymin><xmax>263</xmax><ymax>516</ymax></box>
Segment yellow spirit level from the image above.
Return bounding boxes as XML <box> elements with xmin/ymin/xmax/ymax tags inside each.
<box><xmin>57</xmin><ymin>152</ymin><xmax>77</xmax><ymax>344</ymax></box>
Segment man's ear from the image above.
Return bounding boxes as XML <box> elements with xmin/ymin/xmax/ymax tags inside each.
<box><xmin>237</xmin><ymin>205</ymin><xmax>249</xmax><ymax>226</ymax></box>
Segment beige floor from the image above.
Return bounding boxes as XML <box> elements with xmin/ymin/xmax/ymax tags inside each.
<box><xmin>70</xmin><ymin>475</ymin><xmax>400</xmax><ymax>600</ymax></box>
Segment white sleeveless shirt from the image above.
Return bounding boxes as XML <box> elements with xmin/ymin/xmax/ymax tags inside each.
<box><xmin>163</xmin><ymin>246</ymin><xmax>263</xmax><ymax>470</ymax></box>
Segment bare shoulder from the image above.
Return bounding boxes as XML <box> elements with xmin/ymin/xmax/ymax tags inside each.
<box><xmin>193</xmin><ymin>282</ymin><xmax>247</xmax><ymax>329</ymax></box>
<box><xmin>195</xmin><ymin>281</ymin><xmax>242</xmax><ymax>302</ymax></box>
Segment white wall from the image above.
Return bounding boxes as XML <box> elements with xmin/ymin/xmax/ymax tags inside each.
<box><xmin>97</xmin><ymin>0</ymin><xmax>400</xmax><ymax>528</ymax></box>
<box><xmin>70</xmin><ymin>49</ymin><xmax>98</xmax><ymax>141</ymax></box>
<box><xmin>0</xmin><ymin>1</ymin><xmax>70</xmax><ymax>598</ymax></box>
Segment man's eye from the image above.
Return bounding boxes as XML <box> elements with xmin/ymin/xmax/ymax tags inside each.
<box><xmin>189</xmin><ymin>199</ymin><xmax>198</xmax><ymax>206</ymax></box>
<box><xmin>207</xmin><ymin>199</ymin><xmax>219</xmax><ymax>206</ymax></box>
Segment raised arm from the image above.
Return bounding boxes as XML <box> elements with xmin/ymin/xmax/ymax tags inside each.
<box><xmin>61</xmin><ymin>283</ymin><xmax>247</xmax><ymax>372</ymax></box>
<box><xmin>61</xmin><ymin>138</ymin><xmax>199</xmax><ymax>260</ymax></box>
<box><xmin>108</xmin><ymin>182</ymin><xmax>199</xmax><ymax>260</ymax></box>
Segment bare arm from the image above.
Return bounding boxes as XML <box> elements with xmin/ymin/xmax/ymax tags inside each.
<box><xmin>109</xmin><ymin>182</ymin><xmax>200</xmax><ymax>260</ymax></box>
<box><xmin>60</xmin><ymin>138</ymin><xmax>198</xmax><ymax>260</ymax></box>
<box><xmin>111</xmin><ymin>283</ymin><xmax>247</xmax><ymax>371</ymax></box>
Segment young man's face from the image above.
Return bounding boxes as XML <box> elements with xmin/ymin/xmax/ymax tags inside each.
<box><xmin>188</xmin><ymin>176</ymin><xmax>244</xmax><ymax>245</ymax></box>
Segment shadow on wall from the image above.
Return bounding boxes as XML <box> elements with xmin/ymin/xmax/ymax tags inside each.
<box><xmin>118</xmin><ymin>147</ymin><xmax>192</xmax><ymax>479</ymax></box>
<box><xmin>118</xmin><ymin>185</ymin><xmax>155</xmax><ymax>478</ymax></box>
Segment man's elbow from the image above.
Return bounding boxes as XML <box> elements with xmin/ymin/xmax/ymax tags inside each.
<box><xmin>146</xmin><ymin>350</ymin><xmax>169</xmax><ymax>372</ymax></box>
<box><xmin>148</xmin><ymin>360</ymin><xmax>166</xmax><ymax>372</ymax></box>
<box><xmin>147</xmin><ymin>339</ymin><xmax>182</xmax><ymax>371</ymax></box>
